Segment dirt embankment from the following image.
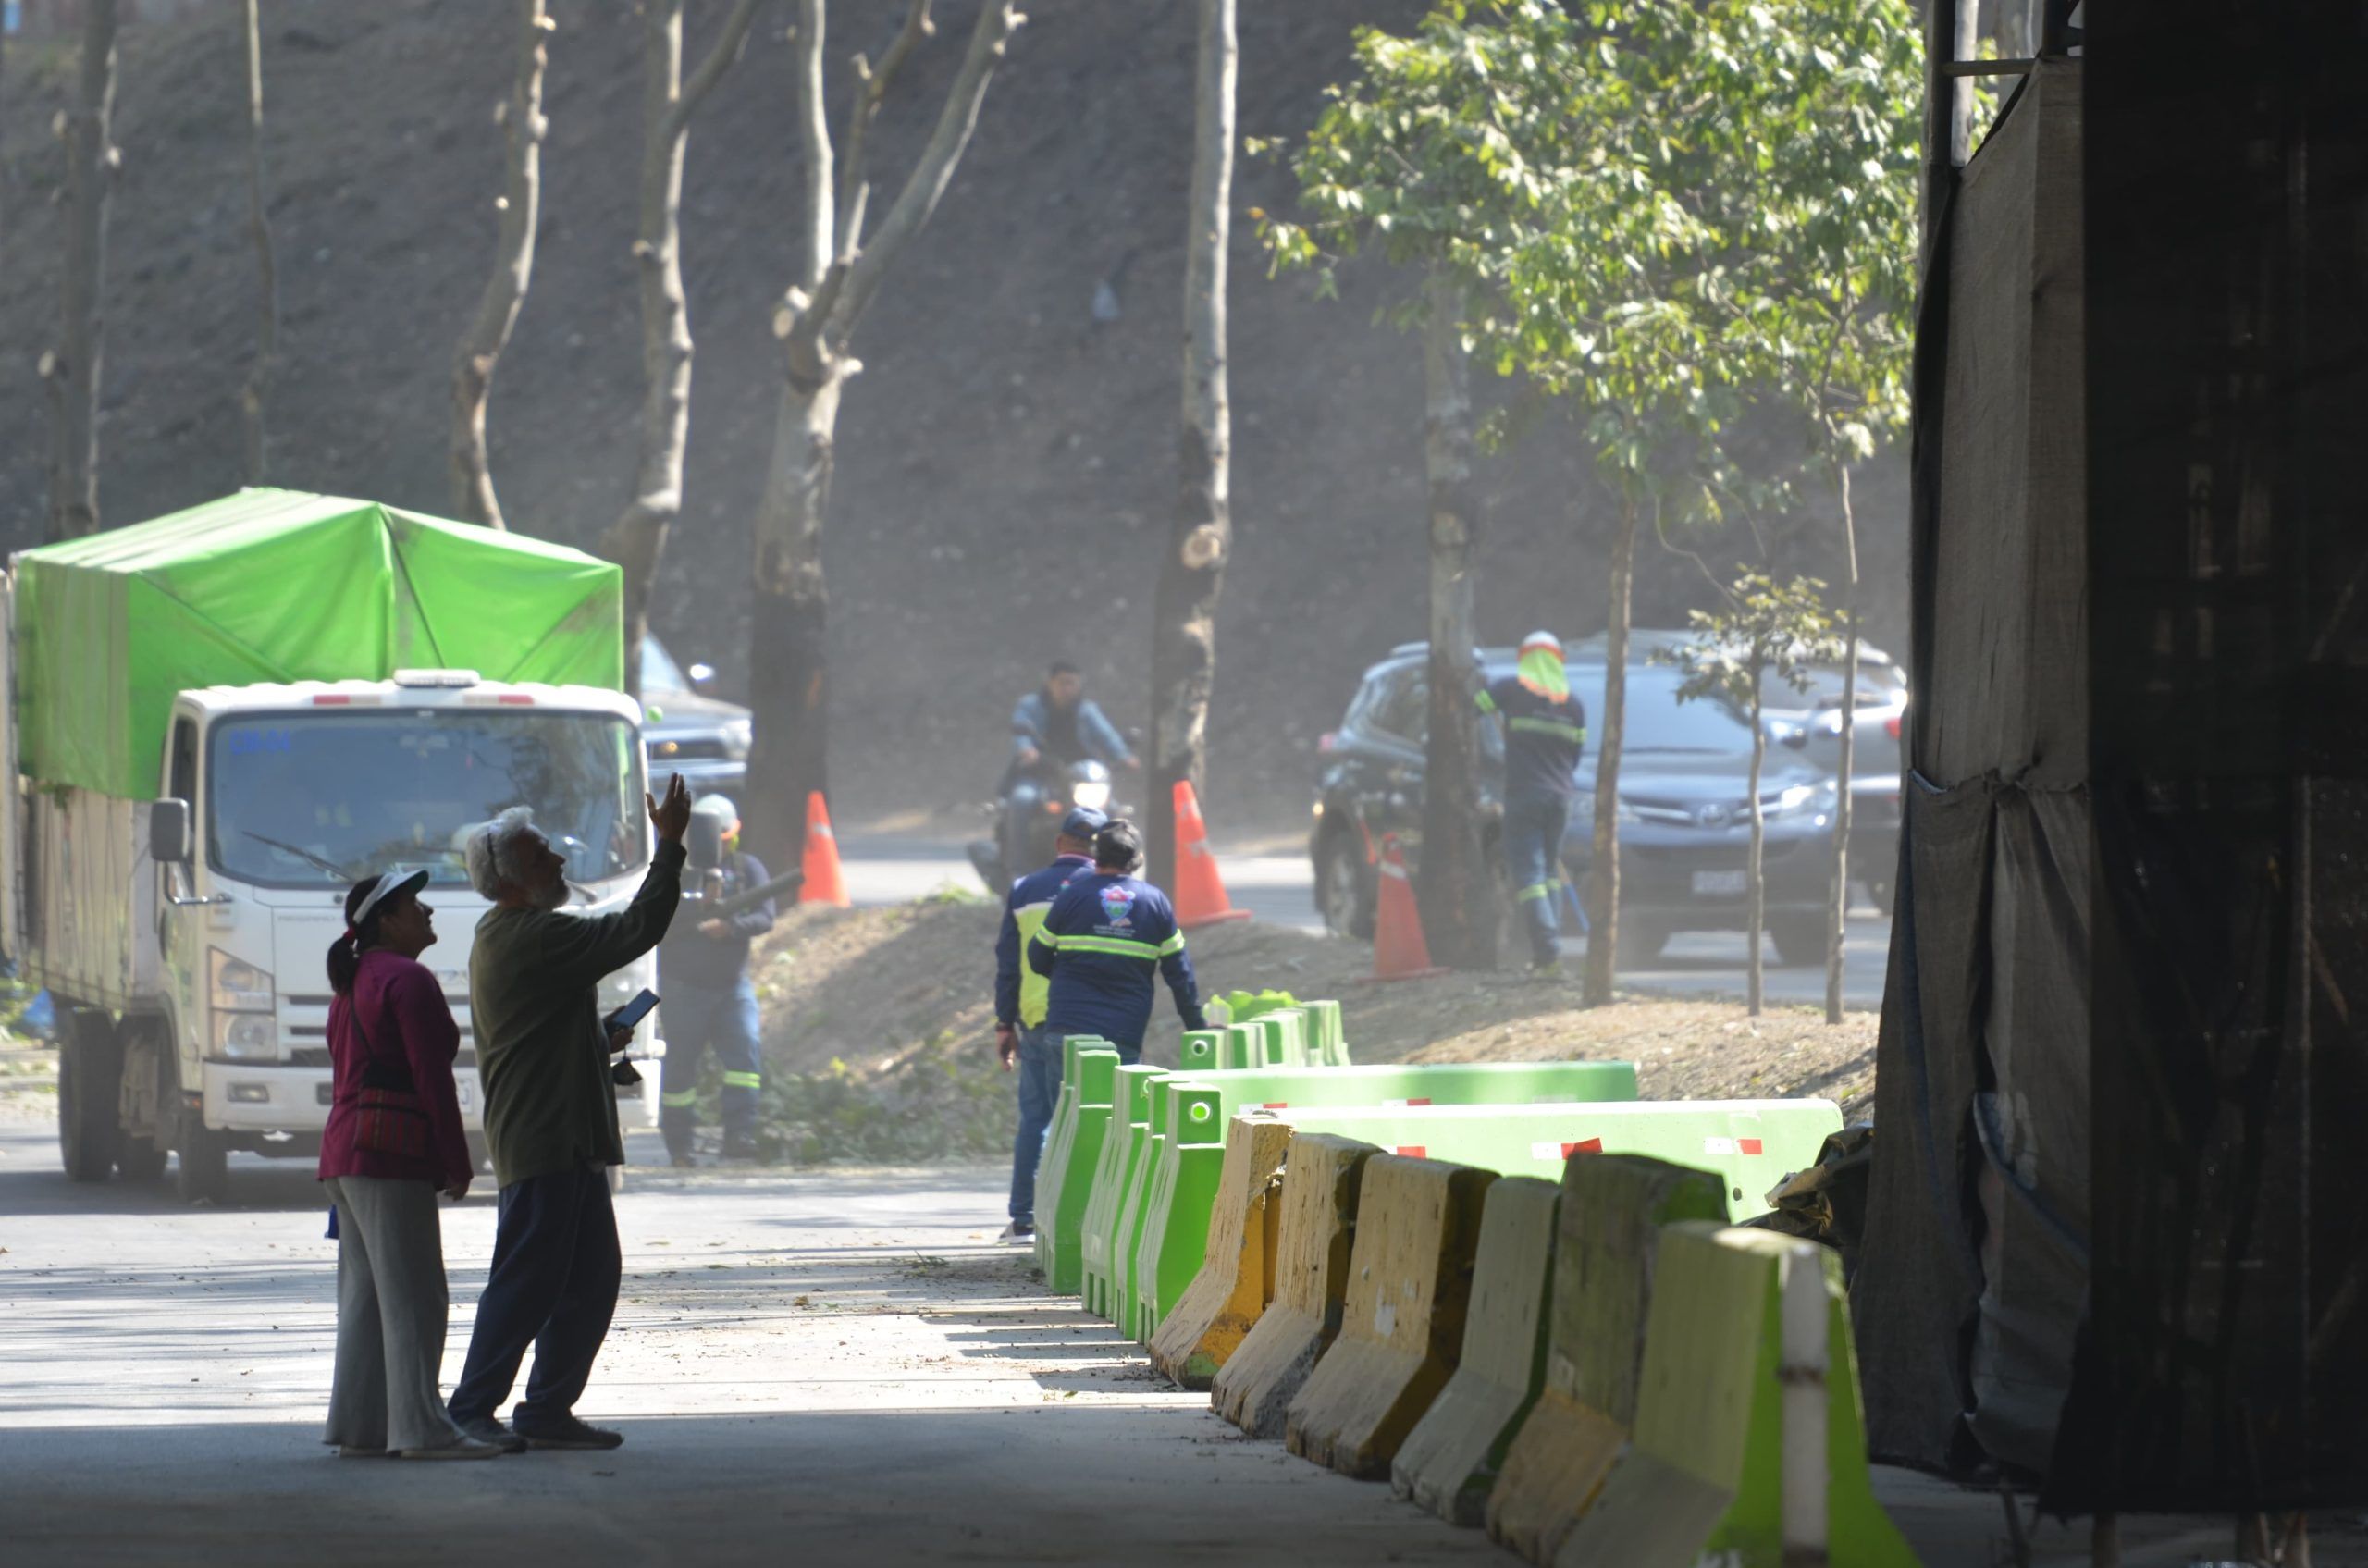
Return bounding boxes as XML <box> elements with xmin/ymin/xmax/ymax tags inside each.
<box><xmin>741</xmin><ymin>898</ymin><xmax>1877</xmax><ymax>1162</ymax></box>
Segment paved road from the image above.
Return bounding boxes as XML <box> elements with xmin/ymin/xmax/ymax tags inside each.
<box><xmin>1</xmin><ymin>1112</ymin><xmax>2337</xmax><ymax>1568</ymax></box>
<box><xmin>841</xmin><ymin>833</ymin><xmax>1893</xmax><ymax>1008</ymax></box>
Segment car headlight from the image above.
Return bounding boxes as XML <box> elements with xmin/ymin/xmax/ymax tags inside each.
<box><xmin>213</xmin><ymin>1010</ymin><xmax>276</xmax><ymax>1060</ymax></box>
<box><xmin>721</xmin><ymin>719</ymin><xmax>753</xmax><ymax>761</ymax></box>
<box><xmin>1072</xmin><ymin>779</ymin><xmax>1112</xmax><ymax>810</ymax></box>
<box><xmin>210</xmin><ymin>948</ymin><xmax>275</xmax><ymax>1012</ymax></box>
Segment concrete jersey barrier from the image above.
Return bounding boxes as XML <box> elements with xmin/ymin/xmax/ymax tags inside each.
<box><xmin>1486</xmin><ymin>1154</ymin><xmax>1729</xmax><ymax>1563</ymax></box>
<box><xmin>1212</xmin><ymin>1131</ymin><xmax>1376</xmax><ymax>1439</ymax></box>
<box><xmin>1553</xmin><ymin>1224</ymin><xmax>1918</xmax><ymax>1568</ymax></box>
<box><xmin>1181</xmin><ymin>1062</ymin><xmax>1640</xmax><ymax>1130</ymax></box>
<box><xmin>1285</xmin><ymin>1153</ymin><xmax>1498</xmax><ymax>1479</ymax></box>
<box><xmin>1147</xmin><ymin>1115</ymin><xmax>1293</xmax><ymax>1389</ymax></box>
<box><xmin>1391</xmin><ymin>1175</ymin><xmax>1562</xmax><ymax>1525</ymax></box>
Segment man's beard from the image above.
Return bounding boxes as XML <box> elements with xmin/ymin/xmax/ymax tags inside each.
<box><xmin>529</xmin><ymin>876</ymin><xmax>568</xmax><ymax>911</ymax></box>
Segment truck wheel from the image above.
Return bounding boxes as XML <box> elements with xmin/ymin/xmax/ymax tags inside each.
<box><xmin>116</xmin><ymin>1135</ymin><xmax>168</xmax><ymax>1182</ymax></box>
<box><xmin>58</xmin><ymin>1010</ymin><xmax>123</xmax><ymax>1183</ymax></box>
<box><xmin>174</xmin><ymin>1113</ymin><xmax>229</xmax><ymax>1205</ymax></box>
<box><xmin>1769</xmin><ymin>912</ymin><xmax>1828</xmax><ymax>969</ymax></box>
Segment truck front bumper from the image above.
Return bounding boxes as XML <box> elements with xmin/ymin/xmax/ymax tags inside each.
<box><xmin>203</xmin><ymin>1062</ymin><xmax>487</xmax><ymax>1133</ymax></box>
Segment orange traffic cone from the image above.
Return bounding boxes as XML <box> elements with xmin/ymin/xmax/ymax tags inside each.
<box><xmin>1366</xmin><ymin>833</ymin><xmax>1446</xmax><ymax>982</ymax></box>
<box><xmin>800</xmin><ymin>791</ymin><xmax>849</xmax><ymax>907</ymax></box>
<box><xmin>1171</xmin><ymin>779</ymin><xmax>1252</xmax><ymax>929</ymax></box>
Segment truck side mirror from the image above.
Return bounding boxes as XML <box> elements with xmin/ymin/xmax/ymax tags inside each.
<box><xmin>150</xmin><ymin>798</ymin><xmax>193</xmax><ymax>865</ymax></box>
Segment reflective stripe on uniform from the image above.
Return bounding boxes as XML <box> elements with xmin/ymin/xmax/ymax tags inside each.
<box><xmin>1158</xmin><ymin>932</ymin><xmax>1187</xmax><ymax>957</ymax></box>
<box><xmin>1055</xmin><ymin>933</ymin><xmax>1165</xmax><ymax>961</ymax></box>
<box><xmin>1015</xmin><ymin>899</ymin><xmax>1059</xmax><ymax>1027</ymax></box>
<box><xmin>1508</xmin><ymin>715</ymin><xmax>1587</xmax><ymax>744</ymax></box>
<box><xmin>1516</xmin><ymin>882</ymin><xmax>1555</xmax><ymax>903</ymax></box>
<box><xmin>1474</xmin><ymin>689</ymin><xmax>1499</xmax><ymax>715</ymax></box>
<box><xmin>722</xmin><ymin>1071</ymin><xmax>762</xmax><ymax>1090</ymax></box>
<box><xmin>661</xmin><ymin>1090</ymin><xmax>699</xmax><ymax>1107</ymax></box>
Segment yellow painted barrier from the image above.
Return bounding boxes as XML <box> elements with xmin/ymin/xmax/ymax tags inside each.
<box><xmin>1390</xmin><ymin>1175</ymin><xmax>1560</xmax><ymax>1524</ymax></box>
<box><xmin>1147</xmin><ymin>1113</ymin><xmax>1292</xmax><ymax>1389</ymax></box>
<box><xmin>1210</xmin><ymin>1131</ymin><xmax>1375</xmax><ymax>1439</ymax></box>
<box><xmin>1284</xmin><ymin>1154</ymin><xmax>1497</xmax><ymax>1479</ymax></box>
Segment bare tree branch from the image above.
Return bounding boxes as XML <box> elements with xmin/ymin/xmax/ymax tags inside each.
<box><xmin>240</xmin><ymin>0</ymin><xmax>280</xmax><ymax>484</ymax></box>
<box><xmin>829</xmin><ymin>0</ymin><xmax>1019</xmax><ymax>337</ymax></box>
<box><xmin>665</xmin><ymin>0</ymin><xmax>765</xmax><ymax>143</ymax></box>
<box><xmin>836</xmin><ymin>0</ymin><xmax>932</xmax><ymax>245</ymax></box>
<box><xmin>791</xmin><ymin>0</ymin><xmax>834</xmax><ymax>289</ymax></box>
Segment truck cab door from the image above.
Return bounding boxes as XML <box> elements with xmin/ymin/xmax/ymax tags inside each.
<box><xmin>158</xmin><ymin>715</ymin><xmax>205</xmax><ymax>1085</ymax></box>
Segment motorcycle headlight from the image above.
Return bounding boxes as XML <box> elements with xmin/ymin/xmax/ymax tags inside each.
<box><xmin>1072</xmin><ymin>780</ymin><xmax>1112</xmax><ymax>810</ymax></box>
<box><xmin>213</xmin><ymin>1011</ymin><xmax>277</xmax><ymax>1060</ymax></box>
<box><xmin>210</xmin><ymin>948</ymin><xmax>275</xmax><ymax>1012</ymax></box>
<box><xmin>721</xmin><ymin>719</ymin><xmax>753</xmax><ymax>761</ymax></box>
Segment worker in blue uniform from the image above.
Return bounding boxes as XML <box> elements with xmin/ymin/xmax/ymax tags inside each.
<box><xmin>1028</xmin><ymin>818</ymin><xmax>1206</xmax><ymax>1065</ymax></box>
<box><xmin>1475</xmin><ymin>630</ymin><xmax>1587</xmax><ymax>976</ymax></box>
<box><xmin>992</xmin><ymin>805</ymin><xmax>1105</xmax><ymax>1241</ymax></box>
<box><xmin>657</xmin><ymin>796</ymin><xmax>777</xmax><ymax>1165</ymax></box>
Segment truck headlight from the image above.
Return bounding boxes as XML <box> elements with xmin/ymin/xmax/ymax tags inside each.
<box><xmin>210</xmin><ymin>948</ymin><xmax>275</xmax><ymax>1012</ymax></box>
<box><xmin>214</xmin><ymin>1011</ymin><xmax>276</xmax><ymax>1060</ymax></box>
<box><xmin>1072</xmin><ymin>779</ymin><xmax>1112</xmax><ymax>810</ymax></box>
<box><xmin>721</xmin><ymin>719</ymin><xmax>753</xmax><ymax>760</ymax></box>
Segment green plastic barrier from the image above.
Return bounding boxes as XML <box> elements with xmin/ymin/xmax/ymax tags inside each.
<box><xmin>1177</xmin><ymin>1029</ymin><xmax>1227</xmax><ymax>1074</ymax></box>
<box><xmin>1032</xmin><ymin>1039</ymin><xmax>1119</xmax><ymax>1293</ymax></box>
<box><xmin>1185</xmin><ymin>1061</ymin><xmax>1641</xmax><ymax>1130</ymax></box>
<box><xmin>1129</xmin><ymin>1082</ymin><xmax>1228</xmax><ymax>1342</ymax></box>
<box><xmin>1118</xmin><ymin>1064</ymin><xmax>1638</xmax><ymax>1341</ymax></box>
<box><xmin>1108</xmin><ymin>1077</ymin><xmax>1178</xmax><ymax>1339</ymax></box>
<box><xmin>1079</xmin><ymin>1065</ymin><xmax>1165</xmax><ymax>1316</ymax></box>
<box><xmin>1256</xmin><ymin>1100</ymin><xmax>1841</xmax><ymax>1219</ymax></box>
<box><xmin>1220</xmin><ymin>1023</ymin><xmax>1262</xmax><ymax>1069</ymax></box>
<box><xmin>1299</xmin><ymin>1000</ymin><xmax>1350</xmax><ymax>1066</ymax></box>
<box><xmin>1266</xmin><ymin>1011</ymin><xmax>1309</xmax><ymax>1066</ymax></box>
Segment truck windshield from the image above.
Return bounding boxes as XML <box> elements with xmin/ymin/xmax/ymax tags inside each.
<box><xmin>206</xmin><ymin>710</ymin><xmax>647</xmax><ymax>887</ymax></box>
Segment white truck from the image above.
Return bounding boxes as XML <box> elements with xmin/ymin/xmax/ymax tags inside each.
<box><xmin>5</xmin><ymin>491</ymin><xmax>662</xmax><ymax>1202</ymax></box>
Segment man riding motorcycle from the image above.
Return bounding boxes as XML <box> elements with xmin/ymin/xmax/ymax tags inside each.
<box><xmin>1011</xmin><ymin>661</ymin><xmax>1141</xmax><ymax>776</ymax></box>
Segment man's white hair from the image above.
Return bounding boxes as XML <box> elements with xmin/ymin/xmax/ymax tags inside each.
<box><xmin>466</xmin><ymin>807</ymin><xmax>542</xmax><ymax>898</ymax></box>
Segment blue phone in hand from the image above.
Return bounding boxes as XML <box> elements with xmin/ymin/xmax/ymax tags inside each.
<box><xmin>606</xmin><ymin>989</ymin><xmax>660</xmax><ymax>1036</ymax></box>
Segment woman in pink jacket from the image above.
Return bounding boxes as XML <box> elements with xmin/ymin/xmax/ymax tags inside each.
<box><xmin>317</xmin><ymin>870</ymin><xmax>501</xmax><ymax>1460</ymax></box>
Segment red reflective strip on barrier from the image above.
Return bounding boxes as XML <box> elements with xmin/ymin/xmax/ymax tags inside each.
<box><xmin>1394</xmin><ymin>1145</ymin><xmax>1426</xmax><ymax>1158</ymax></box>
<box><xmin>1569</xmin><ymin>1137</ymin><xmax>1602</xmax><ymax>1156</ymax></box>
<box><xmin>1381</xmin><ymin>1096</ymin><xmax>1433</xmax><ymax>1108</ymax></box>
<box><xmin>1261</xmin><ymin>1101</ymin><xmax>1290</xmax><ymax>1109</ymax></box>
<box><xmin>1739</xmin><ymin>1138</ymin><xmax>1764</xmax><ymax>1155</ymax></box>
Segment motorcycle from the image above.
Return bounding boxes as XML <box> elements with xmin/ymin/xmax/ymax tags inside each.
<box><xmin>967</xmin><ymin>756</ymin><xmax>1122</xmax><ymax>893</ymax></box>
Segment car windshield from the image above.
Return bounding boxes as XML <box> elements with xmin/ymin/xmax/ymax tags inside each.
<box><xmin>1605</xmin><ymin>670</ymin><xmax>1755</xmax><ymax>754</ymax></box>
<box><xmin>207</xmin><ymin>710</ymin><xmax>648</xmax><ymax>887</ymax></box>
<box><xmin>641</xmin><ymin>636</ymin><xmax>688</xmax><ymax>695</ymax></box>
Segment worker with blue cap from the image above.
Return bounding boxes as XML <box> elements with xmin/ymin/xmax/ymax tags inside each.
<box><xmin>991</xmin><ymin>804</ymin><xmax>1105</xmax><ymax>1241</ymax></box>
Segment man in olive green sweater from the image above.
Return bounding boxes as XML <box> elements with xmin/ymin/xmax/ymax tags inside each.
<box><xmin>447</xmin><ymin>773</ymin><xmax>694</xmax><ymax>1452</ymax></box>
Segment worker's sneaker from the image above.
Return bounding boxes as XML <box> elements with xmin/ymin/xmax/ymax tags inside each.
<box><xmin>668</xmin><ymin>1151</ymin><xmax>698</xmax><ymax>1169</ymax></box>
<box><xmin>999</xmin><ymin>1220</ymin><xmax>1035</xmax><ymax>1242</ymax></box>
<box><xmin>396</xmin><ymin>1436</ymin><xmax>504</xmax><ymax>1461</ymax></box>
<box><xmin>513</xmin><ymin>1414</ymin><xmax>625</xmax><ymax>1451</ymax></box>
<box><xmin>333</xmin><ymin>1444</ymin><xmax>388</xmax><ymax>1459</ymax></box>
<box><xmin>452</xmin><ymin>1414</ymin><xmax>528</xmax><ymax>1453</ymax></box>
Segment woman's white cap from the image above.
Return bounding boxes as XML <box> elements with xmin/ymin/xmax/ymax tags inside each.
<box><xmin>352</xmin><ymin>868</ymin><xmax>430</xmax><ymax>932</ymax></box>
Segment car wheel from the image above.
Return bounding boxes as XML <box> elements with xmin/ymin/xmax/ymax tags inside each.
<box><xmin>1624</xmin><ymin>915</ymin><xmax>1674</xmax><ymax>962</ymax></box>
<box><xmin>1314</xmin><ymin>828</ymin><xmax>1375</xmax><ymax>941</ymax></box>
<box><xmin>1769</xmin><ymin>911</ymin><xmax>1828</xmax><ymax>968</ymax></box>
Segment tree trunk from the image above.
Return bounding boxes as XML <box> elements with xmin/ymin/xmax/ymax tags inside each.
<box><xmin>602</xmin><ymin>0</ymin><xmax>761</xmax><ymax>700</ymax></box>
<box><xmin>48</xmin><ymin>0</ymin><xmax>117</xmax><ymax>543</ymax></box>
<box><xmin>1582</xmin><ymin>491</ymin><xmax>1639</xmax><ymax>1006</ymax></box>
<box><xmin>239</xmin><ymin>0</ymin><xmax>278</xmax><ymax>485</ymax></box>
<box><xmin>742</xmin><ymin>368</ymin><xmax>843</xmax><ymax>872</ymax></box>
<box><xmin>1149</xmin><ymin>0</ymin><xmax>1235</xmax><ymax>894</ymax></box>
<box><xmin>1825</xmin><ymin>463</ymin><xmax>1859</xmax><ymax>1024</ymax></box>
<box><xmin>1746</xmin><ymin>681</ymin><xmax>1767</xmax><ymax>1017</ymax></box>
<box><xmin>1415</xmin><ymin>271</ymin><xmax>1493</xmax><ymax>970</ymax></box>
<box><xmin>449</xmin><ymin>0</ymin><xmax>550</xmax><ymax>531</ymax></box>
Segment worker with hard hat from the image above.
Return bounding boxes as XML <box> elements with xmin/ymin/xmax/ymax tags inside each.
<box><xmin>1476</xmin><ymin>631</ymin><xmax>1588</xmax><ymax>975</ymax></box>
<box><xmin>656</xmin><ymin>795</ymin><xmax>777</xmax><ymax>1165</ymax></box>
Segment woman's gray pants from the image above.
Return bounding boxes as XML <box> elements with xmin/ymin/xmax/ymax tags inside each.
<box><xmin>323</xmin><ymin>1175</ymin><xmax>468</xmax><ymax>1452</ymax></box>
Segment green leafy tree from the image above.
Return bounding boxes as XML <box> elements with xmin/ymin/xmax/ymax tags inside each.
<box><xmin>1666</xmin><ymin>573</ymin><xmax>1844</xmax><ymax>1016</ymax></box>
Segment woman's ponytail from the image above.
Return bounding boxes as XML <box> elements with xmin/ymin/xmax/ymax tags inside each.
<box><xmin>326</xmin><ymin>880</ymin><xmax>379</xmax><ymax>995</ymax></box>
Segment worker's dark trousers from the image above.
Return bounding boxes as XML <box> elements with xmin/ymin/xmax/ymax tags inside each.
<box><xmin>660</xmin><ymin>977</ymin><xmax>763</xmax><ymax>1159</ymax></box>
<box><xmin>448</xmin><ymin>1165</ymin><xmax>621</xmax><ymax>1430</ymax></box>
<box><xmin>1503</xmin><ymin>791</ymin><xmax>1572</xmax><ymax>966</ymax></box>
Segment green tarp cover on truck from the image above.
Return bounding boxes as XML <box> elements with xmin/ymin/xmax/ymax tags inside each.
<box><xmin>13</xmin><ymin>489</ymin><xmax>624</xmax><ymax>798</ymax></box>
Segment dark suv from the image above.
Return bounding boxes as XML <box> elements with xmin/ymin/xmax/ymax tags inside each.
<box><xmin>1310</xmin><ymin>635</ymin><xmax>1842</xmax><ymax>964</ymax></box>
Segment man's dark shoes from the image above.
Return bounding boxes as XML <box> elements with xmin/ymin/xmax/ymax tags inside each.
<box><xmin>512</xmin><ymin>1414</ymin><xmax>625</xmax><ymax>1451</ymax></box>
<box><xmin>453</xmin><ymin>1414</ymin><xmax>528</xmax><ymax>1453</ymax></box>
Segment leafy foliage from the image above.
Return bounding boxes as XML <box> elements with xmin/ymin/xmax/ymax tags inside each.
<box><xmin>1663</xmin><ymin>572</ymin><xmax>1845</xmax><ymax>717</ymax></box>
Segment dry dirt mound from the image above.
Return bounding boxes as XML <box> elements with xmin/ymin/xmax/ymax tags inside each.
<box><xmin>739</xmin><ymin>899</ymin><xmax>1875</xmax><ymax>1163</ymax></box>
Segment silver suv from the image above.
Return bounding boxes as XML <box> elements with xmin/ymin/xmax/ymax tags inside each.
<box><xmin>640</xmin><ymin>635</ymin><xmax>753</xmax><ymax>798</ymax></box>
